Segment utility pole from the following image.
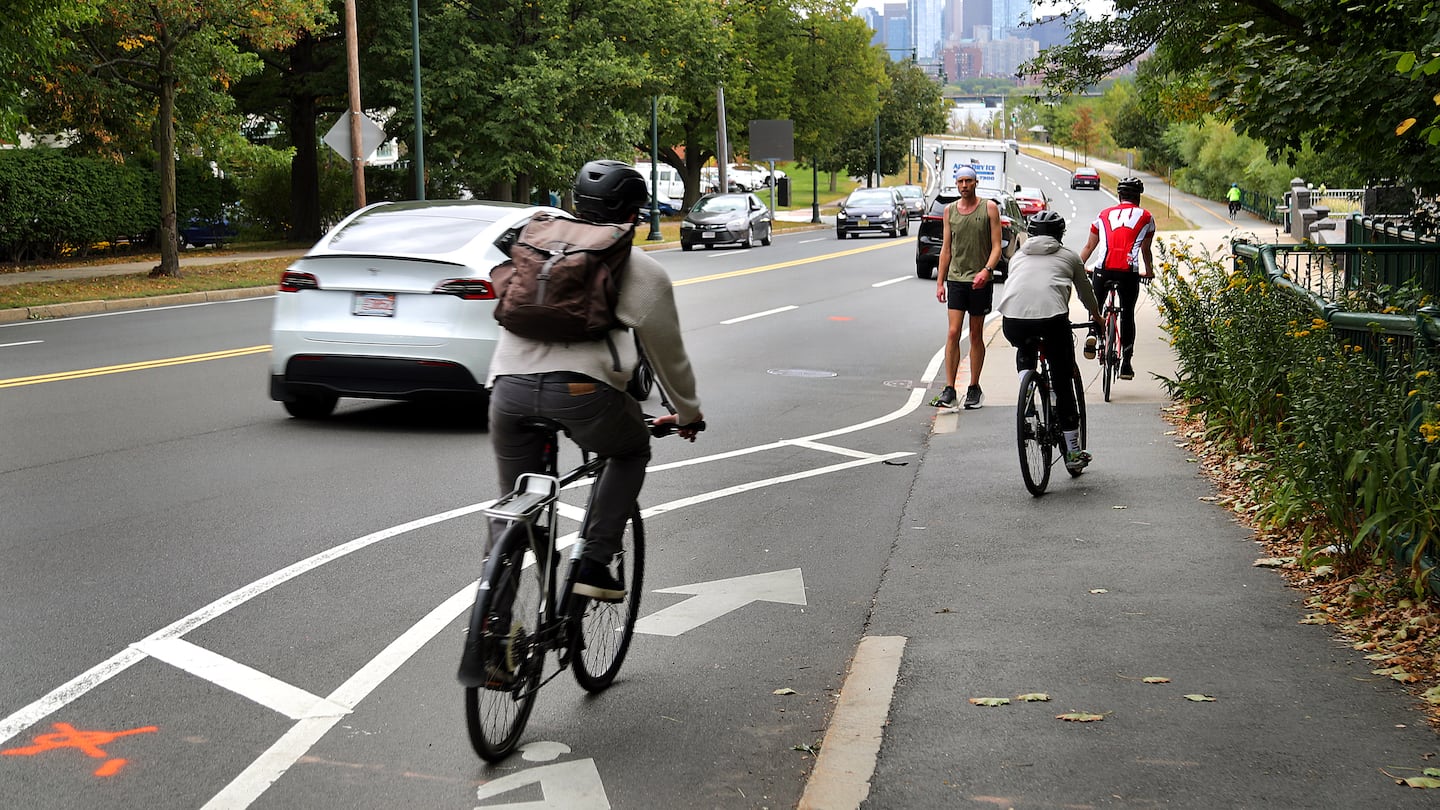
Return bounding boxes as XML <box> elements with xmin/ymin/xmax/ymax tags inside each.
<box><xmin>344</xmin><ymin>0</ymin><xmax>365</xmax><ymax>209</ymax></box>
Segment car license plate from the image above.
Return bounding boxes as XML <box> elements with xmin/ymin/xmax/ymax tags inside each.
<box><xmin>354</xmin><ymin>292</ymin><xmax>396</xmax><ymax>317</ymax></box>
<box><xmin>858</xmin><ymin>218</ymin><xmax>869</xmax><ymax>227</ymax></box>
<box><xmin>702</xmin><ymin>231</ymin><xmax>715</xmax><ymax>239</ymax></box>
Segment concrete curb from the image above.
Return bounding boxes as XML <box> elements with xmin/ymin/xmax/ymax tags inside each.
<box><xmin>4</xmin><ymin>285</ymin><xmax>278</xmax><ymax>322</ymax></box>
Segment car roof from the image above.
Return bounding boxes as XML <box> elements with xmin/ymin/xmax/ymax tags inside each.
<box><xmin>1074</xmin><ymin>167</ymin><xmax>1099</xmax><ymax>175</ymax></box>
<box><xmin>311</xmin><ymin>200</ymin><xmax>546</xmax><ymax>258</ymax></box>
<box><xmin>1016</xmin><ymin>187</ymin><xmax>1044</xmax><ymax>197</ymax></box>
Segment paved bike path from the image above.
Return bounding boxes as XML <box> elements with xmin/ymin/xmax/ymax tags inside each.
<box><xmin>846</xmin><ymin>226</ymin><xmax>1439</xmax><ymax>808</ymax></box>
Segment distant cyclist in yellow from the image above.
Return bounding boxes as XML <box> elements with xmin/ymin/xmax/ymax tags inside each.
<box><xmin>1227</xmin><ymin>183</ymin><xmax>1241</xmax><ymax>219</ymax></box>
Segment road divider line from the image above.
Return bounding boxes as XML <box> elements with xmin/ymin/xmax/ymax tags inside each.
<box><xmin>0</xmin><ymin>345</ymin><xmax>271</xmax><ymax>388</ymax></box>
<box><xmin>721</xmin><ymin>305</ymin><xmax>798</xmax><ymax>325</ymax></box>
<box><xmin>0</xmin><ymin>340</ymin><xmax>43</xmax><ymax>349</ymax></box>
<box><xmin>871</xmin><ymin>277</ymin><xmax>909</xmax><ymax>288</ymax></box>
<box><xmin>133</xmin><ymin>638</ymin><xmax>348</xmax><ymax>720</ymax></box>
<box><xmin>675</xmin><ymin>240</ymin><xmax>905</xmax><ymax>286</ymax></box>
<box><xmin>783</xmin><ymin>438</ymin><xmax>883</xmax><ymax>460</ymax></box>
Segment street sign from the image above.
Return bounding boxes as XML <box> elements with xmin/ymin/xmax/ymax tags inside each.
<box><xmin>323</xmin><ymin>111</ymin><xmax>386</xmax><ymax>162</ymax></box>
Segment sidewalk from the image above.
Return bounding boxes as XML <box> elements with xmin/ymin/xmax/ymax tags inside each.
<box><xmin>839</xmin><ymin>222</ymin><xmax>1438</xmax><ymax>807</ymax></box>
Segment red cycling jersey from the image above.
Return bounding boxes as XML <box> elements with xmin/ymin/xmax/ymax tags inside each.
<box><xmin>1088</xmin><ymin>202</ymin><xmax>1155</xmax><ymax>271</ymax></box>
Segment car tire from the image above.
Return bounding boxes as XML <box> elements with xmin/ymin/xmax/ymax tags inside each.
<box><xmin>283</xmin><ymin>391</ymin><xmax>338</xmax><ymax>420</ymax></box>
<box><xmin>916</xmin><ymin>263</ymin><xmax>933</xmax><ymax>279</ymax></box>
<box><xmin>761</xmin><ymin>226</ymin><xmax>771</xmax><ymax>246</ymax></box>
<box><xmin>682</xmin><ymin>242</ymin><xmax>693</xmax><ymax>251</ymax></box>
<box><xmin>836</xmin><ymin>228</ymin><xmax>845</xmax><ymax>239</ymax></box>
<box><xmin>739</xmin><ymin>228</ymin><xmax>751</xmax><ymax>248</ymax></box>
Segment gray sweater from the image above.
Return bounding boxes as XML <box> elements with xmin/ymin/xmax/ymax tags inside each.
<box><xmin>996</xmin><ymin>236</ymin><xmax>1100</xmax><ymax>321</ymax></box>
<box><xmin>486</xmin><ymin>247</ymin><xmax>702</xmax><ymax>425</ymax></box>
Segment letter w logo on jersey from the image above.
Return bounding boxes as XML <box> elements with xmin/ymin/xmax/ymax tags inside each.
<box><xmin>1106</xmin><ymin>207</ymin><xmax>1145</xmax><ymax>230</ymax></box>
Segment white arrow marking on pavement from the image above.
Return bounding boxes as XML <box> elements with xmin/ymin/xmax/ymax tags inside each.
<box><xmin>635</xmin><ymin>568</ymin><xmax>807</xmax><ymax>637</ymax></box>
<box><xmin>474</xmin><ymin>758</ymin><xmax>610</xmax><ymax>809</ymax></box>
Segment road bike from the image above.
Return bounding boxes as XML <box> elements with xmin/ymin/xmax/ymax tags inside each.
<box><xmin>1017</xmin><ymin>323</ymin><xmax>1090</xmax><ymax>496</ymax></box>
<box><xmin>1097</xmin><ymin>280</ymin><xmax>1124</xmax><ymax>402</ymax></box>
<box><xmin>1228</xmin><ymin>198</ymin><xmax>1242</xmax><ymax>219</ymax></box>
<box><xmin>457</xmin><ymin>414</ymin><xmax>701</xmax><ymax>762</ymax></box>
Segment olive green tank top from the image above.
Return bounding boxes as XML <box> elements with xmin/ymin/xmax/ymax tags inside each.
<box><xmin>945</xmin><ymin>201</ymin><xmax>993</xmax><ymax>283</ymax></box>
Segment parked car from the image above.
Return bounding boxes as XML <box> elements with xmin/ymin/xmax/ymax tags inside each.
<box><xmin>1005</xmin><ymin>139</ymin><xmax>1020</xmax><ymax>154</ymax></box>
<box><xmin>895</xmin><ymin>184</ymin><xmax>926</xmax><ymax>219</ymax></box>
<box><xmin>729</xmin><ymin>163</ymin><xmax>773</xmax><ymax>189</ymax></box>
<box><xmin>269</xmin><ymin>199</ymin><xmax>557</xmax><ymax>420</ymax></box>
<box><xmin>679</xmin><ymin>192</ymin><xmax>773</xmax><ymax>250</ymax></box>
<box><xmin>836</xmin><ymin>187</ymin><xmax>909</xmax><ymax>239</ymax></box>
<box><xmin>700</xmin><ymin>167</ymin><xmax>745</xmax><ymax>193</ymax></box>
<box><xmin>1013</xmin><ymin>186</ymin><xmax>1050</xmax><ymax>217</ymax></box>
<box><xmin>914</xmin><ymin>189</ymin><xmax>1026</xmax><ymax>281</ymax></box>
<box><xmin>1070</xmin><ymin>167</ymin><xmax>1101</xmax><ymax>190</ymax></box>
<box><xmin>180</xmin><ymin>217</ymin><xmax>238</xmax><ymax>248</ymax></box>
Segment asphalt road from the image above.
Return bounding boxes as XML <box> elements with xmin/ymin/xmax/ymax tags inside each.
<box><xmin>4</xmin><ymin>156</ymin><xmax>1434</xmax><ymax>809</ymax></box>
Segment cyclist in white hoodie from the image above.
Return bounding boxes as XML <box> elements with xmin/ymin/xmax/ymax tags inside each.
<box><xmin>995</xmin><ymin>210</ymin><xmax>1103</xmax><ymax>471</ymax></box>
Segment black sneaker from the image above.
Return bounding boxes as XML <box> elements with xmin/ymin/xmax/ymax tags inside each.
<box><xmin>573</xmin><ymin>557</ymin><xmax>626</xmax><ymax>602</ymax></box>
<box><xmin>1083</xmin><ymin>335</ymin><xmax>1097</xmax><ymax>360</ymax></box>
<box><xmin>930</xmin><ymin>385</ymin><xmax>957</xmax><ymax>408</ymax></box>
<box><xmin>1119</xmin><ymin>360</ymin><xmax>1135</xmax><ymax>380</ymax></box>
<box><xmin>963</xmin><ymin>385</ymin><xmax>984</xmax><ymax>409</ymax></box>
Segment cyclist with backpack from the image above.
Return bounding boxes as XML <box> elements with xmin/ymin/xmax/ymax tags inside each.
<box><xmin>487</xmin><ymin>160</ymin><xmax>704</xmax><ymax>602</ymax></box>
<box><xmin>996</xmin><ymin>211</ymin><xmax>1103</xmax><ymax>471</ymax></box>
<box><xmin>1079</xmin><ymin>176</ymin><xmax>1155</xmax><ymax>381</ymax></box>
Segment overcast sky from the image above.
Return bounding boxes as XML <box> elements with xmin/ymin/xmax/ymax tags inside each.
<box><xmin>851</xmin><ymin>1</ymin><xmax>1113</xmax><ymax>18</ymax></box>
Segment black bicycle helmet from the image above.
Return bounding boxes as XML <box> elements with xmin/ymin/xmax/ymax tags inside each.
<box><xmin>573</xmin><ymin>159</ymin><xmax>648</xmax><ymax>222</ymax></box>
<box><xmin>1117</xmin><ymin>176</ymin><xmax>1144</xmax><ymax>199</ymax></box>
<box><xmin>1026</xmin><ymin>209</ymin><xmax>1066</xmax><ymax>239</ymax></box>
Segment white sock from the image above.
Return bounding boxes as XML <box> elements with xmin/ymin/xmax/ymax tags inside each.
<box><xmin>1063</xmin><ymin>429</ymin><xmax>1081</xmax><ymax>454</ymax></box>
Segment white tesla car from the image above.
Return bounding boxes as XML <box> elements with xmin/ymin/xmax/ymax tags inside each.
<box><xmin>269</xmin><ymin>199</ymin><xmax>558</xmax><ymax>419</ymax></box>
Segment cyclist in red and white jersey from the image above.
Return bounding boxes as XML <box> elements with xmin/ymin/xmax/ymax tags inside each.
<box><xmin>1079</xmin><ymin>176</ymin><xmax>1155</xmax><ymax>380</ymax></box>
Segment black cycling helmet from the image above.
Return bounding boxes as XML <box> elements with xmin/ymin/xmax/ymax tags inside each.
<box><xmin>1026</xmin><ymin>209</ymin><xmax>1066</xmax><ymax>239</ymax></box>
<box><xmin>1117</xmin><ymin>176</ymin><xmax>1144</xmax><ymax>200</ymax></box>
<box><xmin>573</xmin><ymin>160</ymin><xmax>648</xmax><ymax>222</ymax></box>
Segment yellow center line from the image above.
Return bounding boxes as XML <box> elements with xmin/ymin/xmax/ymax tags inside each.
<box><xmin>6</xmin><ymin>241</ymin><xmax>905</xmax><ymax>389</ymax></box>
<box><xmin>674</xmin><ymin>240</ymin><xmax>907</xmax><ymax>286</ymax></box>
<box><xmin>1</xmin><ymin>345</ymin><xmax>271</xmax><ymax>389</ymax></box>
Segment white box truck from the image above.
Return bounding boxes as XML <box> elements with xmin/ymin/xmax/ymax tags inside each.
<box><xmin>924</xmin><ymin>139</ymin><xmax>1010</xmax><ymax>197</ymax></box>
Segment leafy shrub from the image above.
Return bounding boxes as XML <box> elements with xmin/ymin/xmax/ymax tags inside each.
<box><xmin>0</xmin><ymin>149</ymin><xmax>157</xmax><ymax>261</ymax></box>
<box><xmin>1156</xmin><ymin>237</ymin><xmax>1440</xmax><ymax>594</ymax></box>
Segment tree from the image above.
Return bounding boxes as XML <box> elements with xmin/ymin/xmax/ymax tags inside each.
<box><xmin>0</xmin><ymin>1</ymin><xmax>101</xmax><ymax>140</ymax></box>
<box><xmin>1025</xmin><ymin>0</ymin><xmax>1440</xmax><ymax>191</ymax></box>
<box><xmin>22</xmin><ymin>0</ymin><xmax>332</xmax><ymax>276</ymax></box>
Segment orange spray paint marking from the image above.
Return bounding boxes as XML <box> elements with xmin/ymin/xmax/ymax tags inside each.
<box><xmin>828</xmin><ymin>316</ymin><xmax>854</xmax><ymax>321</ymax></box>
<box><xmin>2</xmin><ymin>722</ymin><xmax>157</xmax><ymax>777</ymax></box>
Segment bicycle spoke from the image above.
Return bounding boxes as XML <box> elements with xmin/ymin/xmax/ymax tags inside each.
<box><xmin>571</xmin><ymin>508</ymin><xmax>644</xmax><ymax>692</ymax></box>
<box><xmin>464</xmin><ymin>534</ymin><xmax>543</xmax><ymax>762</ymax></box>
<box><xmin>1017</xmin><ymin>371</ymin><xmax>1052</xmax><ymax>496</ymax></box>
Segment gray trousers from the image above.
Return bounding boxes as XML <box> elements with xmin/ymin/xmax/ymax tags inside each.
<box><xmin>489</xmin><ymin>373</ymin><xmax>651</xmax><ymax>563</ymax></box>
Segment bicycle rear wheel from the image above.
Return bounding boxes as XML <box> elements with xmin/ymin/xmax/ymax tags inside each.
<box><xmin>1067</xmin><ymin>369</ymin><xmax>1088</xmax><ymax>478</ymax></box>
<box><xmin>462</xmin><ymin>524</ymin><xmax>544</xmax><ymax>762</ymax></box>
<box><xmin>1017</xmin><ymin>370</ymin><xmax>1052</xmax><ymax>496</ymax></box>
<box><xmin>570</xmin><ymin>506</ymin><xmax>644</xmax><ymax>692</ymax></box>
<box><xmin>1102</xmin><ymin>309</ymin><xmax>1120</xmax><ymax>402</ymax></box>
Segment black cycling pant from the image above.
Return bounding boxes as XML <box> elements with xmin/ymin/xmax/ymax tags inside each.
<box><xmin>1092</xmin><ymin>269</ymin><xmax>1141</xmax><ymax>359</ymax></box>
<box><xmin>1002</xmin><ymin>314</ymin><xmax>1081</xmax><ymax>432</ymax></box>
<box><xmin>490</xmin><ymin>372</ymin><xmax>651</xmax><ymax>564</ymax></box>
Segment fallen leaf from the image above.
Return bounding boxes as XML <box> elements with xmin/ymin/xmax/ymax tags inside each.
<box><xmin>1401</xmin><ymin>776</ymin><xmax>1440</xmax><ymax>788</ymax></box>
<box><xmin>1253</xmin><ymin>557</ymin><xmax>1292</xmax><ymax>568</ymax></box>
<box><xmin>1056</xmin><ymin>712</ymin><xmax>1104</xmax><ymax>722</ymax></box>
<box><xmin>1112</xmin><ymin>505</ymin><xmax>1128</xmax><ymax>510</ymax></box>
<box><xmin>1311</xmin><ymin>565</ymin><xmax>1335</xmax><ymax>577</ymax></box>
<box><xmin>935</xmin><ymin>607</ymin><xmax>953</xmax><ymax>614</ymax></box>
<box><xmin>773</xmin><ymin>688</ymin><xmax>797</xmax><ymax>696</ymax></box>
<box><xmin>968</xmin><ymin>697</ymin><xmax>1010</xmax><ymax>707</ymax></box>
<box><xmin>1089</xmin><ymin>588</ymin><xmax>1108</xmax><ymax>594</ymax></box>
<box><xmin>1299</xmin><ymin>613</ymin><xmax>1331</xmax><ymax>625</ymax></box>
<box><xmin>791</xmin><ymin>743</ymin><xmax>820</xmax><ymax>755</ymax></box>
<box><xmin>1184</xmin><ymin>694</ymin><xmax>1216</xmax><ymax>702</ymax></box>
<box><xmin>1426</xmin><ymin>768</ymin><xmax>1440</xmax><ymax>777</ymax></box>
<box><xmin>1016</xmin><ymin>693</ymin><xmax>1051</xmax><ymax>702</ymax></box>
<box><xmin>1198</xmin><ymin>496</ymin><xmax>1218</xmax><ymax>502</ymax></box>
<box><xmin>1422</xmin><ymin>686</ymin><xmax>1440</xmax><ymax>705</ymax></box>
<box><xmin>1143</xmin><ymin>677</ymin><xmax>1171</xmax><ymax>684</ymax></box>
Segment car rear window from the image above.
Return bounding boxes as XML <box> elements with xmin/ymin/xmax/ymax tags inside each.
<box><xmin>849</xmin><ymin>190</ymin><xmax>894</xmax><ymax>203</ymax></box>
<box><xmin>327</xmin><ymin>203</ymin><xmax>522</xmax><ymax>254</ymax></box>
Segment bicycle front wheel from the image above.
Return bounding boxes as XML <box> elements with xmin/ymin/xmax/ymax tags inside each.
<box><xmin>1017</xmin><ymin>370</ymin><xmax>1052</xmax><ymax>496</ymax></box>
<box><xmin>570</xmin><ymin>506</ymin><xmax>644</xmax><ymax>692</ymax></box>
<box><xmin>462</xmin><ymin>524</ymin><xmax>544</xmax><ymax>762</ymax></box>
<box><xmin>1067</xmin><ymin>369</ymin><xmax>1088</xmax><ymax>478</ymax></box>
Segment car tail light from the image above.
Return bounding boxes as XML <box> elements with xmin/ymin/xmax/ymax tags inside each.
<box><xmin>999</xmin><ymin>215</ymin><xmax>1014</xmax><ymax>228</ymax></box>
<box><xmin>278</xmin><ymin>271</ymin><xmax>319</xmax><ymax>292</ymax></box>
<box><xmin>922</xmin><ymin>214</ymin><xmax>945</xmax><ymax>225</ymax></box>
<box><xmin>433</xmin><ymin>278</ymin><xmax>496</xmax><ymax>300</ymax></box>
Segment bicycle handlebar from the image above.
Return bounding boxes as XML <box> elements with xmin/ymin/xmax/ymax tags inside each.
<box><xmin>647</xmin><ymin>418</ymin><xmax>707</xmax><ymax>438</ymax></box>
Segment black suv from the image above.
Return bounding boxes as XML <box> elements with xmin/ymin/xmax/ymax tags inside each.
<box><xmin>914</xmin><ymin>189</ymin><xmax>1026</xmax><ymax>281</ymax></box>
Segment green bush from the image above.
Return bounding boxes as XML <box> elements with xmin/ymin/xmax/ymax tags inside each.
<box><xmin>0</xmin><ymin>149</ymin><xmax>157</xmax><ymax>261</ymax></box>
<box><xmin>1155</xmin><ymin>237</ymin><xmax>1440</xmax><ymax>594</ymax></box>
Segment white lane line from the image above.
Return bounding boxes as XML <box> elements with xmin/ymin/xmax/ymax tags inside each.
<box><xmin>783</xmin><ymin>438</ymin><xmax>883</xmax><ymax>459</ymax></box>
<box><xmin>721</xmin><ymin>305</ymin><xmax>798</xmax><ymax>325</ymax></box>
<box><xmin>642</xmin><ymin>452</ymin><xmax>913</xmax><ymax>519</ymax></box>
<box><xmin>797</xmin><ymin>635</ymin><xmax>908</xmax><ymax>810</ymax></box>
<box><xmin>133</xmin><ymin>638</ymin><xmax>348</xmax><ymax>720</ymax></box>
<box><xmin>0</xmin><ymin>340</ymin><xmax>43</xmax><ymax>348</ymax></box>
<box><xmin>0</xmin><ymin>501</ymin><xmax>492</xmax><ymax>746</ymax></box>
<box><xmin>871</xmin><ymin>277</ymin><xmax>909</xmax><ymax>288</ymax></box>
<box><xmin>200</xmin><ymin>586</ymin><xmax>476</xmax><ymax>810</ymax></box>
